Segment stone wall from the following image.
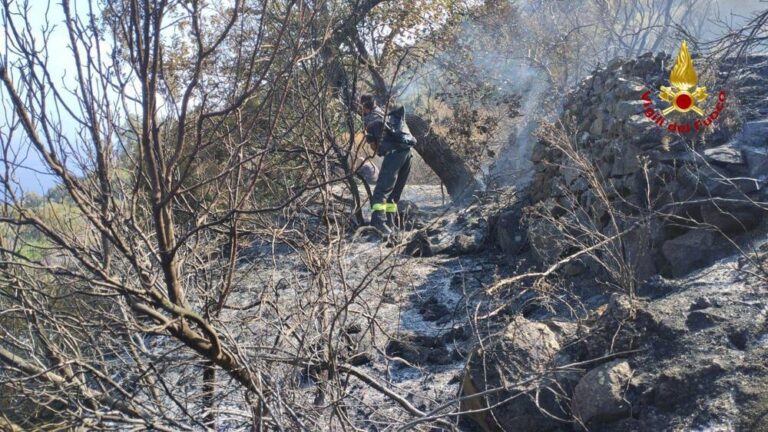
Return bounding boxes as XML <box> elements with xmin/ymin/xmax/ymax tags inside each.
<box><xmin>527</xmin><ymin>52</ymin><xmax>768</xmax><ymax>278</ymax></box>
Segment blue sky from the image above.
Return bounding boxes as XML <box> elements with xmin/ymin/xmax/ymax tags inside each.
<box><xmin>1</xmin><ymin>0</ymin><xmax>93</xmax><ymax>195</ymax></box>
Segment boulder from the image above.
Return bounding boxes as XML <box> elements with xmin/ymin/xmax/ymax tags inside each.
<box><xmin>527</xmin><ymin>221</ymin><xmax>562</xmax><ymax>263</ymax></box>
<box><xmin>502</xmin><ymin>316</ymin><xmax>561</xmax><ymax>365</ymax></box>
<box><xmin>742</xmin><ymin>145</ymin><xmax>768</xmax><ymax>180</ymax></box>
<box><xmin>661</xmin><ymin>230</ymin><xmax>717</xmax><ymax>277</ymax></box>
<box><xmin>700</xmin><ymin>200</ymin><xmax>763</xmax><ymax>233</ymax></box>
<box><xmin>590</xmin><ymin>111</ymin><xmax>606</xmax><ymax>135</ymax></box>
<box><xmin>460</xmin><ymin>317</ymin><xmax>572</xmax><ymax>432</ymax></box>
<box><xmin>703</xmin><ymin>143</ymin><xmax>744</xmax><ymax>165</ymax></box>
<box><xmin>613</xmin><ymin>82</ymin><xmax>647</xmax><ymax>99</ymax></box>
<box><xmin>689</xmin><ymin>296</ymin><xmax>714</xmax><ymax>311</ymax></box>
<box><xmin>572</xmin><ymin>360</ymin><xmax>633</xmax><ymax>425</ymax></box>
<box><xmin>562</xmin><ymin>164</ymin><xmax>582</xmax><ymax>185</ymax></box>
<box><xmin>494</xmin><ymin>205</ymin><xmax>528</xmax><ymax>255</ymax></box>
<box><xmin>609</xmin><ymin>143</ymin><xmax>640</xmax><ymax>176</ymax></box>
<box><xmin>444</xmin><ymin>214</ymin><xmax>489</xmax><ymax>256</ymax></box>
<box><xmin>622</xmin><ymin>228</ymin><xmax>658</xmax><ymax>283</ymax></box>
<box><xmin>624</xmin><ymin>115</ymin><xmax>664</xmax><ymax>147</ymax></box>
<box><xmin>451</xmin><ymin>229</ymin><xmax>486</xmax><ymax>255</ymax></box>
<box><xmin>685</xmin><ymin>310</ymin><xmax>726</xmax><ymax>331</ymax></box>
<box><xmin>527</xmin><ymin>200</ymin><xmax>569</xmax><ymax>264</ymax></box>
<box><xmin>739</xmin><ymin>120</ymin><xmax>768</xmax><ymax>147</ymax></box>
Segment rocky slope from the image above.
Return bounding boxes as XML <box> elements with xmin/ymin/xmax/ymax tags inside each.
<box><xmin>224</xmin><ymin>53</ymin><xmax>768</xmax><ymax>431</ymax></box>
<box><xmin>452</xmin><ymin>53</ymin><xmax>768</xmax><ymax>431</ymax></box>
<box><xmin>331</xmin><ymin>176</ymin><xmax>768</xmax><ymax>431</ymax></box>
<box><xmin>528</xmin><ymin>52</ymin><xmax>768</xmax><ymax>279</ymax></box>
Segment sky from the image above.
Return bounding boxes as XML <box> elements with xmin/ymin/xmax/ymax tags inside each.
<box><xmin>2</xmin><ymin>0</ymin><xmax>767</xmax><ymax>196</ymax></box>
<box><xmin>1</xmin><ymin>1</ymin><xmax>82</xmax><ymax>196</ymax></box>
<box><xmin>718</xmin><ymin>0</ymin><xmax>766</xmax><ymax>19</ymax></box>
<box><xmin>710</xmin><ymin>0</ymin><xmax>767</xmax><ymax>37</ymax></box>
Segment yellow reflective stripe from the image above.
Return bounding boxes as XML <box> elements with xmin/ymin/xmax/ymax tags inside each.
<box><xmin>385</xmin><ymin>203</ymin><xmax>398</xmax><ymax>213</ymax></box>
<box><xmin>371</xmin><ymin>203</ymin><xmax>386</xmax><ymax>212</ymax></box>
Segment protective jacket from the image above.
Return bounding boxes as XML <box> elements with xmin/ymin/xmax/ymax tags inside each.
<box><xmin>363</xmin><ymin>106</ymin><xmax>417</xmax><ymax>156</ymax></box>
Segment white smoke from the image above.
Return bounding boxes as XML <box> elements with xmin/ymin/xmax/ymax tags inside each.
<box><xmin>399</xmin><ymin>0</ymin><xmax>768</xmax><ymax>189</ymax></box>
<box><xmin>396</xmin><ymin>8</ymin><xmax>552</xmax><ymax>189</ymax></box>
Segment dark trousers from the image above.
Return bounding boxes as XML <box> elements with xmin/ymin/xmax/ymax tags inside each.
<box><xmin>372</xmin><ymin>149</ymin><xmax>412</xmax><ymax>205</ymax></box>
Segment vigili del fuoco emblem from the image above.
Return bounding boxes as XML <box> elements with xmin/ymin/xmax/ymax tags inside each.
<box><xmin>640</xmin><ymin>40</ymin><xmax>727</xmax><ymax>134</ymax></box>
<box><xmin>659</xmin><ymin>41</ymin><xmax>708</xmax><ymax>116</ymax></box>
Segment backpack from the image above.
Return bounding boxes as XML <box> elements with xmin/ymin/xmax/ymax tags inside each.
<box><xmin>384</xmin><ymin>106</ymin><xmax>417</xmax><ymax>148</ymax></box>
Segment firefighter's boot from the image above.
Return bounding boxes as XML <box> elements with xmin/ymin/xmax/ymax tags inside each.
<box><xmin>370</xmin><ymin>204</ymin><xmax>392</xmax><ymax>237</ymax></box>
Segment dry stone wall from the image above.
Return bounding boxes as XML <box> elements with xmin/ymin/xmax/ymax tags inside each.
<box><xmin>527</xmin><ymin>52</ymin><xmax>768</xmax><ymax>278</ymax></box>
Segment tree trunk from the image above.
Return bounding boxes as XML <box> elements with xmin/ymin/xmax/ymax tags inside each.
<box><xmin>406</xmin><ymin>114</ymin><xmax>481</xmax><ymax>202</ymax></box>
<box><xmin>323</xmin><ymin>0</ymin><xmax>481</xmax><ymax>203</ymax></box>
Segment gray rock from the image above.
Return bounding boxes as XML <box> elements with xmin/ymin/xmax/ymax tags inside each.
<box><xmin>624</xmin><ymin>115</ymin><xmax>664</xmax><ymax>145</ymax></box>
<box><xmin>460</xmin><ymin>317</ymin><xmax>572</xmax><ymax>432</ymax></box>
<box><xmin>609</xmin><ymin>144</ymin><xmax>640</xmax><ymax>176</ymax></box>
<box><xmin>591</xmin><ymin>112</ymin><xmax>606</xmax><ymax>135</ymax></box>
<box><xmin>742</xmin><ymin>145</ymin><xmax>768</xmax><ymax>180</ymax></box>
<box><xmin>573</xmin><ymin>360</ymin><xmax>633</xmax><ymax>424</ymax></box>
<box><xmin>685</xmin><ymin>310</ymin><xmax>725</xmax><ymax>331</ymax></box>
<box><xmin>502</xmin><ymin>316</ymin><xmax>561</xmax><ymax>366</ymax></box>
<box><xmin>562</xmin><ymin>164</ymin><xmax>582</xmax><ymax>185</ymax></box>
<box><xmin>572</xmin><ymin>177</ymin><xmax>589</xmax><ymax>193</ymax></box>
<box><xmin>528</xmin><ymin>219</ymin><xmax>566</xmax><ymax>264</ymax></box>
<box><xmin>527</xmin><ymin>200</ymin><xmax>569</xmax><ymax>263</ymax></box>
<box><xmin>607</xmin><ymin>293</ymin><xmax>635</xmax><ymax>321</ymax></box>
<box><xmin>705</xmin><ymin>173</ymin><xmax>761</xmax><ymax>197</ymax></box>
<box><xmin>495</xmin><ymin>207</ymin><xmax>528</xmax><ymax>255</ymax></box>
<box><xmin>613</xmin><ymin>81</ymin><xmax>647</xmax><ymax>99</ymax></box>
<box><xmin>622</xmin><ymin>228</ymin><xmax>658</xmax><ymax>282</ymax></box>
<box><xmin>690</xmin><ymin>296</ymin><xmax>714</xmax><ymax>311</ymax></box>
<box><xmin>700</xmin><ymin>200</ymin><xmax>763</xmax><ymax>234</ymax></box>
<box><xmin>451</xmin><ymin>229</ymin><xmax>486</xmax><ymax>255</ymax></box>
<box><xmin>703</xmin><ymin>144</ymin><xmax>744</xmax><ymax>165</ymax></box>
<box><xmin>661</xmin><ymin>230</ymin><xmax>717</xmax><ymax>277</ymax></box>
<box><xmin>614</xmin><ymin>100</ymin><xmax>646</xmax><ymax>118</ymax></box>
<box><xmin>545</xmin><ymin>320</ymin><xmax>581</xmax><ymax>342</ymax></box>
<box><xmin>739</xmin><ymin>120</ymin><xmax>768</xmax><ymax>146</ymax></box>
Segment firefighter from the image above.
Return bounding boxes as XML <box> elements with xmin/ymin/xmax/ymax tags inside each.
<box><xmin>360</xmin><ymin>94</ymin><xmax>416</xmax><ymax>237</ymax></box>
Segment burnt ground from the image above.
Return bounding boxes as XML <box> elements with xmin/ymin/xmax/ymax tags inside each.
<box><xmin>225</xmin><ymin>183</ymin><xmax>768</xmax><ymax>431</ymax></box>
